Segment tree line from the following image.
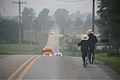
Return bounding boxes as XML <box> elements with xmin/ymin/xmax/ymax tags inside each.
<box><xmin>0</xmin><ymin>17</ymin><xmax>23</xmax><ymax>43</ymax></box>
<box><xmin>0</xmin><ymin>7</ymin><xmax>93</xmax><ymax>43</ymax></box>
<box><xmin>22</xmin><ymin>7</ymin><xmax>92</xmax><ymax>33</ymax></box>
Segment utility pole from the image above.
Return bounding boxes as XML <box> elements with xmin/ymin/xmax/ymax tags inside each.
<box><xmin>13</xmin><ymin>0</ymin><xmax>26</xmax><ymax>54</ymax></box>
<box><xmin>30</xmin><ymin>17</ymin><xmax>33</xmax><ymax>54</ymax></box>
<box><xmin>92</xmin><ymin>0</ymin><xmax>95</xmax><ymax>33</ymax></box>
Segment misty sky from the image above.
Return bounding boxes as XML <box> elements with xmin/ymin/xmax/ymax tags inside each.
<box><xmin>0</xmin><ymin>0</ymin><xmax>98</xmax><ymax>16</ymax></box>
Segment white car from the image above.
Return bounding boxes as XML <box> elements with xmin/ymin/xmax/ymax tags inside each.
<box><xmin>50</xmin><ymin>30</ymin><xmax>55</xmax><ymax>34</ymax></box>
<box><xmin>54</xmin><ymin>53</ymin><xmax>63</xmax><ymax>56</ymax></box>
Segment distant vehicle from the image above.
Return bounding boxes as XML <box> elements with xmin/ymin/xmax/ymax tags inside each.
<box><xmin>42</xmin><ymin>48</ymin><xmax>54</xmax><ymax>56</ymax></box>
<box><xmin>50</xmin><ymin>30</ymin><xmax>55</xmax><ymax>34</ymax></box>
<box><xmin>54</xmin><ymin>53</ymin><xmax>63</xmax><ymax>56</ymax></box>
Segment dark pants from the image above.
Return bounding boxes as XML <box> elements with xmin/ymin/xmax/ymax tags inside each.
<box><xmin>82</xmin><ymin>51</ymin><xmax>88</xmax><ymax>64</ymax></box>
<box><xmin>88</xmin><ymin>44</ymin><xmax>95</xmax><ymax>64</ymax></box>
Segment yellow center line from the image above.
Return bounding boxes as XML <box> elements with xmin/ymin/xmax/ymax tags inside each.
<box><xmin>17</xmin><ymin>55</ymin><xmax>40</xmax><ymax>80</ymax></box>
<box><xmin>7</xmin><ymin>55</ymin><xmax>37</xmax><ymax>80</ymax></box>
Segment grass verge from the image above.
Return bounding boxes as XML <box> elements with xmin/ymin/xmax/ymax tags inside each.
<box><xmin>95</xmin><ymin>52</ymin><xmax>120</xmax><ymax>75</ymax></box>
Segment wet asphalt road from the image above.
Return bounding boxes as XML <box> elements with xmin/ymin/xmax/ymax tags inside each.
<box><xmin>0</xmin><ymin>28</ymin><xmax>120</xmax><ymax>80</ymax></box>
<box><xmin>0</xmin><ymin>55</ymin><xmax>32</xmax><ymax>79</ymax></box>
<box><xmin>0</xmin><ymin>55</ymin><xmax>120</xmax><ymax>80</ymax></box>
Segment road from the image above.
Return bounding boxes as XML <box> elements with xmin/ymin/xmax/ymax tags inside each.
<box><xmin>45</xmin><ymin>28</ymin><xmax>60</xmax><ymax>52</ymax></box>
<box><xmin>0</xmin><ymin>28</ymin><xmax>120</xmax><ymax>80</ymax></box>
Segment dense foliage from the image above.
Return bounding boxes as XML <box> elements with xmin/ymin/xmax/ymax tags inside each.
<box><xmin>22</xmin><ymin>7</ymin><xmax>35</xmax><ymax>31</ymax></box>
<box><xmin>0</xmin><ymin>18</ymin><xmax>22</xmax><ymax>42</ymax></box>
<box><xmin>54</xmin><ymin>8</ymin><xmax>71</xmax><ymax>34</ymax></box>
<box><xmin>97</xmin><ymin>0</ymin><xmax>120</xmax><ymax>51</ymax></box>
<box><xmin>34</xmin><ymin>8</ymin><xmax>53</xmax><ymax>32</ymax></box>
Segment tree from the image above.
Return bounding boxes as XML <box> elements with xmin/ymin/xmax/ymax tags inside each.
<box><xmin>73</xmin><ymin>17</ymin><xmax>83</xmax><ymax>27</ymax></box>
<box><xmin>54</xmin><ymin>8</ymin><xmax>71</xmax><ymax>34</ymax></box>
<box><xmin>47</xmin><ymin>16</ymin><xmax>54</xmax><ymax>29</ymax></box>
<box><xmin>34</xmin><ymin>8</ymin><xmax>51</xmax><ymax>32</ymax></box>
<box><xmin>97</xmin><ymin>0</ymin><xmax>120</xmax><ymax>51</ymax></box>
<box><xmin>32</xmin><ymin>8</ymin><xmax>52</xmax><ymax>49</ymax></box>
<box><xmin>70</xmin><ymin>11</ymin><xmax>84</xmax><ymax>21</ymax></box>
<box><xmin>84</xmin><ymin>14</ymin><xmax>92</xmax><ymax>27</ymax></box>
<box><xmin>0</xmin><ymin>18</ymin><xmax>22</xmax><ymax>42</ymax></box>
<box><xmin>22</xmin><ymin>7</ymin><xmax>35</xmax><ymax>31</ymax></box>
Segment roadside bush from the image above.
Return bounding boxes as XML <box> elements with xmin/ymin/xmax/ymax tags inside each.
<box><xmin>111</xmin><ymin>51</ymin><xmax>120</xmax><ymax>57</ymax></box>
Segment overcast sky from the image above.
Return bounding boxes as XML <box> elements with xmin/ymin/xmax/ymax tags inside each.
<box><xmin>0</xmin><ymin>0</ymin><xmax>98</xmax><ymax>16</ymax></box>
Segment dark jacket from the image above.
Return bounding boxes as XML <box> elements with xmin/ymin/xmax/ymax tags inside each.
<box><xmin>88</xmin><ymin>33</ymin><xmax>98</xmax><ymax>45</ymax></box>
<box><xmin>78</xmin><ymin>40</ymin><xmax>89</xmax><ymax>52</ymax></box>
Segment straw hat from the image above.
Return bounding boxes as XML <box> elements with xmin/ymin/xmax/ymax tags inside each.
<box><xmin>81</xmin><ymin>34</ymin><xmax>89</xmax><ymax>40</ymax></box>
<box><xmin>87</xmin><ymin>29</ymin><xmax>93</xmax><ymax>34</ymax></box>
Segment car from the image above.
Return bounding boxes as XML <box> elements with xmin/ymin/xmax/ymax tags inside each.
<box><xmin>42</xmin><ymin>48</ymin><xmax>54</xmax><ymax>56</ymax></box>
<box><xmin>50</xmin><ymin>30</ymin><xmax>55</xmax><ymax>34</ymax></box>
<box><xmin>54</xmin><ymin>53</ymin><xmax>63</xmax><ymax>56</ymax></box>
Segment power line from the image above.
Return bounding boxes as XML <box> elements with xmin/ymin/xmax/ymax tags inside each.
<box><xmin>57</xmin><ymin>0</ymin><xmax>85</xmax><ymax>2</ymax></box>
<box><xmin>0</xmin><ymin>3</ymin><xmax>9</xmax><ymax>16</ymax></box>
<box><xmin>10</xmin><ymin>0</ymin><xmax>18</xmax><ymax>16</ymax></box>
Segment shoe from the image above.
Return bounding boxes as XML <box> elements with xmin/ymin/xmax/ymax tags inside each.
<box><xmin>83</xmin><ymin>62</ymin><xmax>85</xmax><ymax>66</ymax></box>
<box><xmin>91</xmin><ymin>62</ymin><xmax>94</xmax><ymax>64</ymax></box>
<box><xmin>83</xmin><ymin>64</ymin><xmax>86</xmax><ymax>67</ymax></box>
<box><xmin>89</xmin><ymin>61</ymin><xmax>92</xmax><ymax>64</ymax></box>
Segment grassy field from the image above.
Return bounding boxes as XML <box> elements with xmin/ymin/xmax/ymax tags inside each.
<box><xmin>0</xmin><ymin>44</ymin><xmax>35</xmax><ymax>51</ymax></box>
<box><xmin>0</xmin><ymin>32</ymin><xmax>48</xmax><ymax>55</ymax></box>
<box><xmin>0</xmin><ymin>44</ymin><xmax>37</xmax><ymax>55</ymax></box>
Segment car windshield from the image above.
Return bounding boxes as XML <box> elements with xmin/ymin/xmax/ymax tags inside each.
<box><xmin>42</xmin><ymin>50</ymin><xmax>52</xmax><ymax>53</ymax></box>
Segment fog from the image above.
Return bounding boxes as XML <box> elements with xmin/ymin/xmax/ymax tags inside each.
<box><xmin>0</xmin><ymin>0</ymin><xmax>98</xmax><ymax>16</ymax></box>
<box><xmin>0</xmin><ymin>0</ymin><xmax>99</xmax><ymax>55</ymax></box>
